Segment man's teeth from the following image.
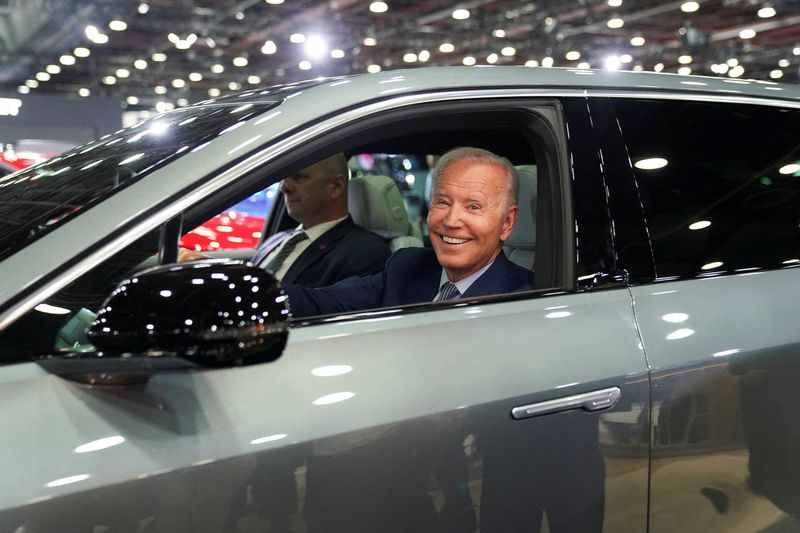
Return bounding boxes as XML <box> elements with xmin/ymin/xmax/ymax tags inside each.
<box><xmin>442</xmin><ymin>235</ymin><xmax>467</xmax><ymax>244</ymax></box>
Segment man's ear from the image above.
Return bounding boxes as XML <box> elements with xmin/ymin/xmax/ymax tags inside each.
<box><xmin>499</xmin><ymin>204</ymin><xmax>518</xmax><ymax>242</ymax></box>
<box><xmin>329</xmin><ymin>174</ymin><xmax>347</xmax><ymax>200</ymax></box>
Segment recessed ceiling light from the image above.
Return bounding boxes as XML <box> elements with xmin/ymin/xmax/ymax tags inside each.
<box><xmin>486</xmin><ymin>53</ymin><xmax>498</xmax><ymax>64</ymax></box>
<box><xmin>680</xmin><ymin>1</ymin><xmax>699</xmax><ymax>13</ymax></box>
<box><xmin>304</xmin><ymin>35</ymin><xmax>327</xmax><ymax>59</ymax></box>
<box><xmin>778</xmin><ymin>59</ymin><xmax>790</xmax><ymax>67</ymax></box>
<box><xmin>79</xmin><ymin>88</ymin><xmax>91</xmax><ymax>97</ymax></box>
<box><xmin>654</xmin><ymin>62</ymin><xmax>664</xmax><ymax>72</ymax></box>
<box><xmin>452</xmin><ymin>8</ymin><xmax>470</xmax><ymax>20</ymax></box>
<box><xmin>211</xmin><ymin>64</ymin><xmax>224</xmax><ymax>73</ymax></box>
<box><xmin>172</xmin><ymin>79</ymin><xmax>186</xmax><ymax>88</ymax></box>
<box><xmin>331</xmin><ymin>48</ymin><xmax>345</xmax><ymax>58</ymax></box>
<box><xmin>542</xmin><ymin>56</ymin><xmax>554</xmax><ymax>68</ymax></box>
<box><xmin>46</xmin><ymin>64</ymin><xmax>61</xmax><ymax>74</ymax></box>
<box><xmin>577</xmin><ymin>61</ymin><xmax>590</xmax><ymax>69</ymax></box>
<box><xmin>604</xmin><ymin>56</ymin><xmax>620</xmax><ymax>70</ymax></box>
<box><xmin>439</xmin><ymin>42</ymin><xmax>455</xmax><ymax>53</ymax></box>
<box><xmin>739</xmin><ymin>28</ymin><xmax>756</xmax><ymax>39</ymax></box>
<box><xmin>678</xmin><ymin>66</ymin><xmax>692</xmax><ymax>75</ymax></box>
<box><xmin>363</xmin><ymin>37</ymin><xmax>377</xmax><ymax>46</ymax></box>
<box><xmin>265</xmin><ymin>0</ymin><xmax>284</xmax><ymax>4</ymax></box>
<box><xmin>154</xmin><ymin>85</ymin><xmax>167</xmax><ymax>94</ymax></box>
<box><xmin>208</xmin><ymin>88</ymin><xmax>221</xmax><ymax>97</ymax></box>
<box><xmin>729</xmin><ymin>65</ymin><xmax>745</xmax><ymax>77</ymax></box>
<box><xmin>607</xmin><ymin>17</ymin><xmax>624</xmax><ymax>29</ymax></box>
<box><xmin>116</xmin><ymin>68</ymin><xmax>130</xmax><ymax>78</ymax></box>
<box><xmin>403</xmin><ymin>52</ymin><xmax>417</xmax><ymax>63</ymax></box>
<box><xmin>727</xmin><ymin>58</ymin><xmax>739</xmax><ymax>66</ymax></box>
<box><xmin>501</xmin><ymin>46</ymin><xmax>516</xmax><ymax>57</ymax></box>
<box><xmin>232</xmin><ymin>56</ymin><xmax>248</xmax><ymax>67</ymax></box>
<box><xmin>25</xmin><ymin>79</ymin><xmax>39</xmax><ymax>88</ymax></box>
<box><xmin>565</xmin><ymin>50</ymin><xmax>581</xmax><ymax>61</ymax></box>
<box><xmin>261</xmin><ymin>40</ymin><xmax>277</xmax><ymax>54</ymax></box>
<box><xmin>290</xmin><ymin>33</ymin><xmax>306</xmax><ymax>44</ymax></box>
<box><xmin>608</xmin><ymin>0</ymin><xmax>622</xmax><ymax>6</ymax></box>
<box><xmin>17</xmin><ymin>86</ymin><xmax>30</xmax><ymax>94</ymax></box>
<box><xmin>102</xmin><ymin>75</ymin><xmax>116</xmax><ymax>85</ymax></box>
<box><xmin>492</xmin><ymin>29</ymin><xmax>506</xmax><ymax>38</ymax></box>
<box><xmin>74</xmin><ymin>47</ymin><xmax>90</xmax><ymax>58</ymax></box>
<box><xmin>127</xmin><ymin>96</ymin><xmax>139</xmax><ymax>105</ymax></box>
<box><xmin>247</xmin><ymin>75</ymin><xmax>261</xmax><ymax>84</ymax></box>
<box><xmin>630</xmin><ymin>36</ymin><xmax>645</xmax><ymax>46</ymax></box>
<box><xmin>758</xmin><ymin>7</ymin><xmax>776</xmax><ymax>18</ymax></box>
<box><xmin>298</xmin><ymin>60</ymin><xmax>312</xmax><ymax>70</ymax></box>
<box><xmin>525</xmin><ymin>60</ymin><xmax>540</xmax><ymax>67</ymax></box>
<box><xmin>369</xmin><ymin>1</ymin><xmax>388</xmax><ymax>13</ymax></box>
<box><xmin>367</xmin><ymin>64</ymin><xmax>381</xmax><ymax>73</ymax></box>
<box><xmin>109</xmin><ymin>20</ymin><xmax>127</xmax><ymax>31</ymax></box>
<box><xmin>462</xmin><ymin>56</ymin><xmax>476</xmax><ymax>66</ymax></box>
<box><xmin>678</xmin><ymin>54</ymin><xmax>692</xmax><ymax>64</ymax></box>
<box><xmin>189</xmin><ymin>72</ymin><xmax>203</xmax><ymax>81</ymax></box>
<box><xmin>134</xmin><ymin>59</ymin><xmax>148</xmax><ymax>69</ymax></box>
<box><xmin>620</xmin><ymin>53</ymin><xmax>633</xmax><ymax>63</ymax></box>
<box><xmin>138</xmin><ymin>3</ymin><xmax>149</xmax><ymax>14</ymax></box>
<box><xmin>151</xmin><ymin>52</ymin><xmax>167</xmax><ymax>62</ymax></box>
<box><xmin>59</xmin><ymin>54</ymin><xmax>76</xmax><ymax>66</ymax></box>
<box><xmin>418</xmin><ymin>49</ymin><xmax>430</xmax><ymax>62</ymax></box>
<box><xmin>770</xmin><ymin>69</ymin><xmax>784</xmax><ymax>79</ymax></box>
<box><xmin>35</xmin><ymin>72</ymin><xmax>51</xmax><ymax>82</ymax></box>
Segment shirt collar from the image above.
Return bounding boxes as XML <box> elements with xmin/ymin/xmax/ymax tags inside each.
<box><xmin>297</xmin><ymin>215</ymin><xmax>348</xmax><ymax>242</ymax></box>
<box><xmin>438</xmin><ymin>257</ymin><xmax>496</xmax><ymax>297</ymax></box>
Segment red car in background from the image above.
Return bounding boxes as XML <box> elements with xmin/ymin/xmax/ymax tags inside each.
<box><xmin>0</xmin><ymin>139</ymin><xmax>74</xmax><ymax>175</ymax></box>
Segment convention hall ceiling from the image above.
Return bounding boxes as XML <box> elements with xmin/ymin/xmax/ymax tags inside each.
<box><xmin>1</xmin><ymin>0</ymin><xmax>799</xmax><ymax>108</ymax></box>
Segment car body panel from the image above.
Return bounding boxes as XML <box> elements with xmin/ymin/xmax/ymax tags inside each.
<box><xmin>632</xmin><ymin>268</ymin><xmax>800</xmax><ymax>531</ymax></box>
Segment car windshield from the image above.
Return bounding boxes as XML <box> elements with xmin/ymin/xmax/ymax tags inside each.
<box><xmin>0</xmin><ymin>79</ymin><xmax>336</xmax><ymax>261</ymax></box>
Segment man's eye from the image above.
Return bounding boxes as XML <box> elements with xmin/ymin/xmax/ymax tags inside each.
<box><xmin>435</xmin><ymin>199</ymin><xmax>449</xmax><ymax>206</ymax></box>
<box><xmin>468</xmin><ymin>204</ymin><xmax>481</xmax><ymax>210</ymax></box>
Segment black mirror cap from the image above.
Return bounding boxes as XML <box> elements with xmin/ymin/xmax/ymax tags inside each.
<box><xmin>87</xmin><ymin>259</ymin><xmax>289</xmax><ymax>367</ymax></box>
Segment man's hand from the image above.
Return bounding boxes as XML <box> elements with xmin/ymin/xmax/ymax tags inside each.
<box><xmin>177</xmin><ymin>247</ymin><xmax>209</xmax><ymax>262</ymax></box>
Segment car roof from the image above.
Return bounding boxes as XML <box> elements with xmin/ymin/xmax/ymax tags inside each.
<box><xmin>203</xmin><ymin>66</ymin><xmax>800</xmax><ymax>108</ymax></box>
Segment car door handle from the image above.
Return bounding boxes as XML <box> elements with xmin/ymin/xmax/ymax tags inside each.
<box><xmin>511</xmin><ymin>386</ymin><xmax>621</xmax><ymax>420</ymax></box>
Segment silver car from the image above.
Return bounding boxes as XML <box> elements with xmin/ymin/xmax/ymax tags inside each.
<box><xmin>1</xmin><ymin>67</ymin><xmax>799</xmax><ymax>532</ymax></box>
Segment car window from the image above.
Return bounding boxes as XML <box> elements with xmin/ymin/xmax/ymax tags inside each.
<box><xmin>614</xmin><ymin>99</ymin><xmax>800</xmax><ymax>279</ymax></box>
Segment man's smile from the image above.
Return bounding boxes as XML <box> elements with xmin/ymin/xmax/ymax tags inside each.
<box><xmin>440</xmin><ymin>234</ymin><xmax>469</xmax><ymax>245</ymax></box>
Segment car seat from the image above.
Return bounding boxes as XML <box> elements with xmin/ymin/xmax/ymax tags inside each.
<box><xmin>348</xmin><ymin>174</ymin><xmax>424</xmax><ymax>252</ymax></box>
<box><xmin>503</xmin><ymin>165</ymin><xmax>537</xmax><ymax>270</ymax></box>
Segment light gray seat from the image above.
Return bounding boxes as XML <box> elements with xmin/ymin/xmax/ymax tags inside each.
<box><xmin>348</xmin><ymin>174</ymin><xmax>424</xmax><ymax>252</ymax></box>
<box><xmin>503</xmin><ymin>165</ymin><xmax>537</xmax><ymax>270</ymax></box>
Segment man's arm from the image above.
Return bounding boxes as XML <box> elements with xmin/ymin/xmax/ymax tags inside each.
<box><xmin>283</xmin><ymin>271</ymin><xmax>387</xmax><ymax>318</ymax></box>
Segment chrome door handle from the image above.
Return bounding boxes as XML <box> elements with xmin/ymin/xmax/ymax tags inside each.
<box><xmin>511</xmin><ymin>386</ymin><xmax>621</xmax><ymax>420</ymax></box>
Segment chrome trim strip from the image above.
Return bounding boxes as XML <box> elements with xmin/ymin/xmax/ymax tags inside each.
<box><xmin>2</xmin><ymin>85</ymin><xmax>798</xmax><ymax>331</ymax></box>
<box><xmin>511</xmin><ymin>386</ymin><xmax>621</xmax><ymax>420</ymax></box>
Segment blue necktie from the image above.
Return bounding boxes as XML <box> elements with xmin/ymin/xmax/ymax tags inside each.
<box><xmin>264</xmin><ymin>231</ymin><xmax>308</xmax><ymax>274</ymax></box>
<box><xmin>435</xmin><ymin>281</ymin><xmax>460</xmax><ymax>301</ymax></box>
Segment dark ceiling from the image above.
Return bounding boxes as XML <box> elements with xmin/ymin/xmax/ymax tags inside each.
<box><xmin>1</xmin><ymin>0</ymin><xmax>799</xmax><ymax>109</ymax></box>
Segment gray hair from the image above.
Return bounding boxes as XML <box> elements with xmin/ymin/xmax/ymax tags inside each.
<box><xmin>431</xmin><ymin>147</ymin><xmax>519</xmax><ymax>209</ymax></box>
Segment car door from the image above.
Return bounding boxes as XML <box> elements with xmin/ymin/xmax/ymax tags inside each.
<box><xmin>0</xmin><ymin>89</ymin><xmax>649</xmax><ymax>532</ymax></box>
<box><xmin>606</xmin><ymin>96</ymin><xmax>800</xmax><ymax>531</ymax></box>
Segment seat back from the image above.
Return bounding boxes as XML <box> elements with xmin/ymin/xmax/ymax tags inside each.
<box><xmin>503</xmin><ymin>165</ymin><xmax>537</xmax><ymax>270</ymax></box>
<box><xmin>348</xmin><ymin>174</ymin><xmax>423</xmax><ymax>252</ymax></box>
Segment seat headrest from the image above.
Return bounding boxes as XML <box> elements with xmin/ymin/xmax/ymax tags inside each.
<box><xmin>348</xmin><ymin>174</ymin><xmax>409</xmax><ymax>239</ymax></box>
<box><xmin>505</xmin><ymin>165</ymin><xmax>537</xmax><ymax>249</ymax></box>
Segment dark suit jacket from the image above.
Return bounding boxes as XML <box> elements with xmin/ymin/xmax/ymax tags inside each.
<box><xmin>285</xmin><ymin>247</ymin><xmax>533</xmax><ymax>317</ymax></box>
<box><xmin>252</xmin><ymin>216</ymin><xmax>390</xmax><ymax>287</ymax></box>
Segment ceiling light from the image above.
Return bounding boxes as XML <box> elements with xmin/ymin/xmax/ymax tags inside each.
<box><xmin>487</xmin><ymin>53</ymin><xmax>498</xmax><ymax>64</ymax></box>
<box><xmin>716</xmin><ymin>63</ymin><xmax>729</xmax><ymax>74</ymax></box>
<box><xmin>331</xmin><ymin>49</ymin><xmax>345</xmax><ymax>58</ymax></box>
<box><xmin>452</xmin><ymin>8</ymin><xmax>470</xmax><ymax>20</ymax></box>
<box><xmin>235</xmin><ymin>11</ymin><xmax>245</xmax><ymax>20</ymax></box>
<box><xmin>247</xmin><ymin>75</ymin><xmax>261</xmax><ymax>84</ymax></box>
<box><xmin>208</xmin><ymin>88</ymin><xmax>221</xmax><ymax>97</ymax></box>
<box><xmin>678</xmin><ymin>66</ymin><xmax>692</xmax><ymax>75</ymax></box>
<box><xmin>177</xmin><ymin>98</ymin><xmax>188</xmax><ymax>107</ymax></box>
<box><xmin>577</xmin><ymin>61</ymin><xmax>590</xmax><ymax>69</ymax></box>
<box><xmin>501</xmin><ymin>46</ymin><xmax>516</xmax><ymax>57</ymax></box>
<box><xmin>654</xmin><ymin>62</ymin><xmax>664</xmax><ymax>72</ymax></box>
<box><xmin>369</xmin><ymin>1</ymin><xmax>388</xmax><ymax>13</ymax></box>
<box><xmin>565</xmin><ymin>50</ymin><xmax>580</xmax><ymax>61</ymax></box>
<box><xmin>89</xmin><ymin>32</ymin><xmax>109</xmax><ymax>44</ymax></box>
<box><xmin>79</xmin><ymin>88</ymin><xmax>91</xmax><ymax>97</ymax></box>
<box><xmin>189</xmin><ymin>72</ymin><xmax>203</xmax><ymax>81</ymax></box>
<box><xmin>620</xmin><ymin>53</ymin><xmax>633</xmax><ymax>63</ymax></box>
<box><xmin>542</xmin><ymin>56</ymin><xmax>554</xmax><ymax>67</ymax></box>
<box><xmin>261</xmin><ymin>40</ymin><xmax>277</xmax><ymax>54</ymax></box>
<box><xmin>211</xmin><ymin>64</ymin><xmax>224</xmax><ymax>73</ymax></box>
<box><xmin>127</xmin><ymin>96</ymin><xmax>139</xmax><ymax>105</ymax></box>
<box><xmin>608</xmin><ymin>0</ymin><xmax>622</xmax><ymax>6</ymax></box>
<box><xmin>418</xmin><ymin>49</ymin><xmax>430</xmax><ymax>62</ymax></box>
<box><xmin>25</xmin><ymin>79</ymin><xmax>38</xmax><ymax>88</ymax></box>
<box><xmin>290</xmin><ymin>33</ymin><xmax>306</xmax><ymax>44</ymax></box>
<box><xmin>152</xmin><ymin>52</ymin><xmax>167</xmax><ymax>62</ymax></box>
<box><xmin>739</xmin><ymin>28</ymin><xmax>756</xmax><ymax>39</ymax></box>
<box><xmin>154</xmin><ymin>85</ymin><xmax>167</xmax><ymax>94</ymax></box>
<box><xmin>138</xmin><ymin>3</ymin><xmax>149</xmax><ymax>14</ymax></box>
<box><xmin>770</xmin><ymin>69</ymin><xmax>784</xmax><ymax>79</ymax></box>
<box><xmin>233</xmin><ymin>56</ymin><xmax>248</xmax><ymax>67</ymax></box>
<box><xmin>85</xmin><ymin>25</ymin><xmax>99</xmax><ymax>39</ymax></box>
<box><xmin>102</xmin><ymin>75</ymin><xmax>116</xmax><ymax>85</ymax></box>
<box><xmin>298</xmin><ymin>60</ymin><xmax>312</xmax><ymax>70</ymax></box>
<box><xmin>367</xmin><ymin>64</ymin><xmax>381</xmax><ymax>73</ymax></box>
<box><xmin>678</xmin><ymin>54</ymin><xmax>692</xmax><ymax>64</ymax></box>
<box><xmin>205</xmin><ymin>37</ymin><xmax>216</xmax><ymax>48</ymax></box>
<box><xmin>439</xmin><ymin>42</ymin><xmax>455</xmax><ymax>53</ymax></box>
<box><xmin>265</xmin><ymin>0</ymin><xmax>285</xmax><ymax>4</ymax></box>
<box><xmin>403</xmin><ymin>52</ymin><xmax>417</xmax><ymax>63</ymax></box>
<box><xmin>46</xmin><ymin>64</ymin><xmax>61</xmax><ymax>74</ymax></box>
<box><xmin>35</xmin><ymin>72</ymin><xmax>50</xmax><ymax>82</ymax></box>
<box><xmin>59</xmin><ymin>54</ymin><xmax>76</xmax><ymax>65</ymax></box>
<box><xmin>729</xmin><ymin>65</ymin><xmax>745</xmax><ymax>77</ymax></box>
<box><xmin>492</xmin><ymin>29</ymin><xmax>506</xmax><ymax>38</ymax></box>
<box><xmin>607</xmin><ymin>17</ymin><xmax>624</xmax><ymax>29</ymax></box>
<box><xmin>758</xmin><ymin>7</ymin><xmax>776</xmax><ymax>18</ymax></box>
<box><xmin>630</xmin><ymin>36</ymin><xmax>645</xmax><ymax>46</ymax></box>
<box><xmin>134</xmin><ymin>59</ymin><xmax>147</xmax><ymax>70</ymax></box>
<box><xmin>634</xmin><ymin>157</ymin><xmax>668</xmax><ymax>170</ymax></box>
<box><xmin>727</xmin><ymin>58</ymin><xmax>739</xmax><ymax>66</ymax></box>
<box><xmin>74</xmin><ymin>47</ymin><xmax>90</xmax><ymax>58</ymax></box>
<box><xmin>680</xmin><ymin>1</ymin><xmax>699</xmax><ymax>12</ymax></box>
<box><xmin>109</xmin><ymin>20</ymin><xmax>127</xmax><ymax>31</ymax></box>
<box><xmin>689</xmin><ymin>220</ymin><xmax>711</xmax><ymax>230</ymax></box>
<box><xmin>633</xmin><ymin>64</ymin><xmax>644</xmax><ymax>71</ymax></box>
<box><xmin>779</xmin><ymin>59</ymin><xmax>790</xmax><ymax>67</ymax></box>
<box><xmin>779</xmin><ymin>163</ymin><xmax>800</xmax><ymax>174</ymax></box>
<box><xmin>463</xmin><ymin>56</ymin><xmax>476</xmax><ymax>66</ymax></box>
<box><xmin>604</xmin><ymin>56</ymin><xmax>621</xmax><ymax>70</ymax></box>
<box><xmin>172</xmin><ymin>79</ymin><xmax>186</xmax><ymax>88</ymax></box>
<box><xmin>116</xmin><ymin>68</ymin><xmax>130</xmax><ymax>78</ymax></box>
<box><xmin>363</xmin><ymin>37</ymin><xmax>377</xmax><ymax>46</ymax></box>
<box><xmin>17</xmin><ymin>85</ymin><xmax>30</xmax><ymax>94</ymax></box>
<box><xmin>526</xmin><ymin>59</ymin><xmax>540</xmax><ymax>67</ymax></box>
<box><xmin>304</xmin><ymin>35</ymin><xmax>327</xmax><ymax>59</ymax></box>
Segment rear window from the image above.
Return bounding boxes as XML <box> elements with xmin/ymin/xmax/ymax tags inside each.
<box><xmin>615</xmin><ymin>99</ymin><xmax>800</xmax><ymax>279</ymax></box>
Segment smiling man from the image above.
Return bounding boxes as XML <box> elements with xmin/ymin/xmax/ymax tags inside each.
<box><xmin>284</xmin><ymin>147</ymin><xmax>533</xmax><ymax>317</ymax></box>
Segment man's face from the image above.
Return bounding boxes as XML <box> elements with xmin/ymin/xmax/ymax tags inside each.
<box><xmin>427</xmin><ymin>160</ymin><xmax>518</xmax><ymax>282</ymax></box>
<box><xmin>279</xmin><ymin>161</ymin><xmax>333</xmax><ymax>228</ymax></box>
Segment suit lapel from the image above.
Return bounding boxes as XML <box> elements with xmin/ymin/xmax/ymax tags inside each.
<box><xmin>462</xmin><ymin>252</ymin><xmax>511</xmax><ymax>298</ymax></box>
<box><xmin>252</xmin><ymin>231</ymin><xmax>290</xmax><ymax>266</ymax></box>
<box><xmin>282</xmin><ymin>217</ymin><xmax>355</xmax><ymax>284</ymax></box>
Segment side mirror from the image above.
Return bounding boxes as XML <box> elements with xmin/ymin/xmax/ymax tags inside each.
<box><xmin>87</xmin><ymin>259</ymin><xmax>289</xmax><ymax>367</ymax></box>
